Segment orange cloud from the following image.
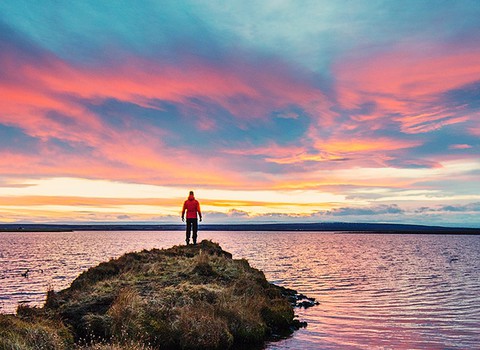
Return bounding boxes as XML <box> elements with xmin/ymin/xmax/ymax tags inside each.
<box><xmin>0</xmin><ymin>196</ymin><xmax>181</xmax><ymax>207</ymax></box>
<box><xmin>0</xmin><ymin>196</ymin><xmax>337</xmax><ymax>210</ymax></box>
<box><xmin>317</xmin><ymin>137</ymin><xmax>421</xmax><ymax>154</ymax></box>
<box><xmin>0</xmin><ymin>142</ymin><xmax>246</xmax><ymax>189</ymax></box>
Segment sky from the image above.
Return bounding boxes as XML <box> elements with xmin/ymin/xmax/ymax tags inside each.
<box><xmin>0</xmin><ymin>1</ymin><xmax>479</xmax><ymax>227</ymax></box>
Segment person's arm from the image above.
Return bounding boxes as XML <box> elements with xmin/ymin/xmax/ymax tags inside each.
<box><xmin>197</xmin><ymin>201</ymin><xmax>202</xmax><ymax>222</ymax></box>
<box><xmin>181</xmin><ymin>202</ymin><xmax>186</xmax><ymax>222</ymax></box>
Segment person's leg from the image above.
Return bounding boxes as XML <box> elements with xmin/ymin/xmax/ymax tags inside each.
<box><xmin>186</xmin><ymin>219</ymin><xmax>192</xmax><ymax>244</ymax></box>
<box><xmin>192</xmin><ymin>219</ymin><xmax>198</xmax><ymax>245</ymax></box>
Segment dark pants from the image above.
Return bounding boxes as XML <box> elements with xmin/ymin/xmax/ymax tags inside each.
<box><xmin>186</xmin><ymin>218</ymin><xmax>198</xmax><ymax>244</ymax></box>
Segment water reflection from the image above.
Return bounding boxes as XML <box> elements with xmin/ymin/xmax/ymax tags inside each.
<box><xmin>1</xmin><ymin>231</ymin><xmax>479</xmax><ymax>349</ymax></box>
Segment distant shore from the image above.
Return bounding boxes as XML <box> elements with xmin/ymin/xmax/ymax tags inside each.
<box><xmin>1</xmin><ymin>222</ymin><xmax>479</xmax><ymax>234</ymax></box>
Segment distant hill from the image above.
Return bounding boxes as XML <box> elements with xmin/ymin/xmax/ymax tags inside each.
<box><xmin>1</xmin><ymin>222</ymin><xmax>479</xmax><ymax>234</ymax></box>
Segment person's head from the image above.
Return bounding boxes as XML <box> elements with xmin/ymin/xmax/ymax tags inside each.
<box><xmin>189</xmin><ymin>191</ymin><xmax>194</xmax><ymax>196</ymax></box>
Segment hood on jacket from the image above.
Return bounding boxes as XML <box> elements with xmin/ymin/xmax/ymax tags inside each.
<box><xmin>188</xmin><ymin>194</ymin><xmax>195</xmax><ymax>201</ymax></box>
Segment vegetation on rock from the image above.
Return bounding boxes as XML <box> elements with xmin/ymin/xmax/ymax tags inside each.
<box><xmin>0</xmin><ymin>240</ymin><xmax>308</xmax><ymax>350</ymax></box>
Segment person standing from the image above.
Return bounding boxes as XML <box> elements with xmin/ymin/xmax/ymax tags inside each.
<box><xmin>181</xmin><ymin>191</ymin><xmax>202</xmax><ymax>245</ymax></box>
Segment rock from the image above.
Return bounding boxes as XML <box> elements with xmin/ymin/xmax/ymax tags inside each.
<box><xmin>297</xmin><ymin>300</ymin><xmax>319</xmax><ymax>308</ymax></box>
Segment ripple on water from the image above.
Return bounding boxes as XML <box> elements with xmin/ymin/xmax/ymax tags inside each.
<box><xmin>1</xmin><ymin>231</ymin><xmax>479</xmax><ymax>349</ymax></box>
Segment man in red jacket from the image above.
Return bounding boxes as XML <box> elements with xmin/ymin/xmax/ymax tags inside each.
<box><xmin>181</xmin><ymin>191</ymin><xmax>203</xmax><ymax>245</ymax></box>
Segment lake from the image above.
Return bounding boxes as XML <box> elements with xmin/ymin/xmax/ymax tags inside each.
<box><xmin>1</xmin><ymin>231</ymin><xmax>479</xmax><ymax>349</ymax></box>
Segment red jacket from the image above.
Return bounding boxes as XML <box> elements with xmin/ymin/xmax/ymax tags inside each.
<box><xmin>182</xmin><ymin>195</ymin><xmax>202</xmax><ymax>219</ymax></box>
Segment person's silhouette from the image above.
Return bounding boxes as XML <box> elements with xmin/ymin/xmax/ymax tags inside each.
<box><xmin>181</xmin><ymin>191</ymin><xmax>202</xmax><ymax>245</ymax></box>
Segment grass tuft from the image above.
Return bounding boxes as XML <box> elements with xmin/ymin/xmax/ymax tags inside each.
<box><xmin>0</xmin><ymin>312</ymin><xmax>73</xmax><ymax>350</ymax></box>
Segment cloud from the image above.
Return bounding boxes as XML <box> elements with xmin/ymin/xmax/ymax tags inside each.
<box><xmin>449</xmin><ymin>144</ymin><xmax>473</xmax><ymax>150</ymax></box>
<box><xmin>0</xmin><ymin>21</ymin><xmax>336</xmax><ymax>188</ymax></box>
<box><xmin>334</xmin><ymin>41</ymin><xmax>480</xmax><ymax>134</ymax></box>
<box><xmin>0</xmin><ymin>2</ymin><xmax>479</xmax><ymax>227</ymax></box>
<box><xmin>226</xmin><ymin>209</ymin><xmax>250</xmax><ymax>217</ymax></box>
<box><xmin>324</xmin><ymin>205</ymin><xmax>404</xmax><ymax>216</ymax></box>
<box><xmin>440</xmin><ymin>202</ymin><xmax>480</xmax><ymax>212</ymax></box>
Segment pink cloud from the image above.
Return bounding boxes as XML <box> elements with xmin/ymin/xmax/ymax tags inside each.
<box><xmin>334</xmin><ymin>42</ymin><xmax>480</xmax><ymax>133</ymax></box>
<box><xmin>0</xmin><ymin>142</ymin><xmax>249</xmax><ymax>189</ymax></box>
<box><xmin>1</xmin><ymin>46</ymin><xmax>331</xmax><ymax>135</ymax></box>
<box><xmin>221</xmin><ymin>134</ymin><xmax>429</xmax><ymax>173</ymax></box>
<box><xmin>449</xmin><ymin>144</ymin><xmax>473</xmax><ymax>150</ymax></box>
<box><xmin>0</xmin><ymin>48</ymin><xmax>335</xmax><ymax>188</ymax></box>
<box><xmin>10</xmin><ymin>54</ymin><xmax>329</xmax><ymax>123</ymax></box>
<box><xmin>469</xmin><ymin>126</ymin><xmax>480</xmax><ymax>136</ymax></box>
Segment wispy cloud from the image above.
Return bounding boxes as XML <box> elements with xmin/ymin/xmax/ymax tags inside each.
<box><xmin>0</xmin><ymin>1</ymin><xmax>479</xmax><ymax>226</ymax></box>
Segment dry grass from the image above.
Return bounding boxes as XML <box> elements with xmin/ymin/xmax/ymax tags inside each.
<box><xmin>173</xmin><ymin>303</ymin><xmax>233</xmax><ymax>349</ymax></box>
<box><xmin>108</xmin><ymin>287</ymin><xmax>144</xmax><ymax>341</ymax></box>
<box><xmin>3</xmin><ymin>240</ymin><xmax>300</xmax><ymax>350</ymax></box>
<box><xmin>75</xmin><ymin>340</ymin><xmax>153</xmax><ymax>350</ymax></box>
<box><xmin>0</xmin><ymin>313</ymin><xmax>73</xmax><ymax>350</ymax></box>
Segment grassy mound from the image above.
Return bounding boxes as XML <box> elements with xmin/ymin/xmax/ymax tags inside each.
<box><xmin>1</xmin><ymin>240</ymin><xmax>308</xmax><ymax>350</ymax></box>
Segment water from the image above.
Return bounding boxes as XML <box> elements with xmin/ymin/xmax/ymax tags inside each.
<box><xmin>1</xmin><ymin>231</ymin><xmax>479</xmax><ymax>349</ymax></box>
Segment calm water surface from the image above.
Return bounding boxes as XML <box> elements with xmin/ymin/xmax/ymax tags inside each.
<box><xmin>0</xmin><ymin>231</ymin><xmax>479</xmax><ymax>349</ymax></box>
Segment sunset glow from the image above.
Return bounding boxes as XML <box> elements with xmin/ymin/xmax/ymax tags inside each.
<box><xmin>0</xmin><ymin>1</ymin><xmax>479</xmax><ymax>226</ymax></box>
